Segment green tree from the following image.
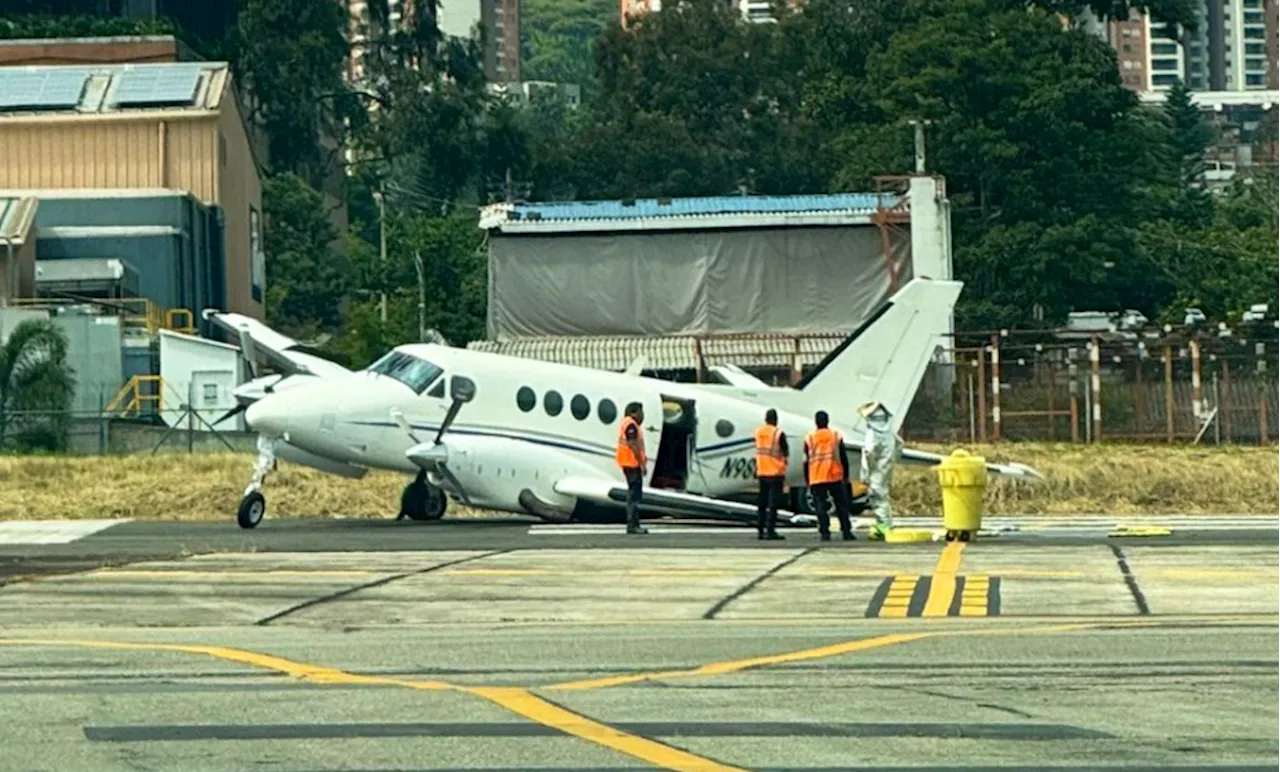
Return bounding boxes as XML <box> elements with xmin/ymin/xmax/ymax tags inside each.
<box><xmin>233</xmin><ymin>0</ymin><xmax>350</xmax><ymax>181</ymax></box>
<box><xmin>263</xmin><ymin>172</ymin><xmax>350</xmax><ymax>337</ymax></box>
<box><xmin>0</xmin><ymin>319</ymin><xmax>75</xmax><ymax>453</ymax></box>
<box><xmin>521</xmin><ymin>0</ymin><xmax>615</xmax><ymax>97</ymax></box>
<box><xmin>329</xmin><ymin>213</ymin><xmax>487</xmax><ymax>367</ymax></box>
<box><xmin>829</xmin><ymin>0</ymin><xmax>1177</xmax><ymax>325</ymax></box>
<box><xmin>1161</xmin><ymin>79</ymin><xmax>1216</xmax><ymax>228</ymax></box>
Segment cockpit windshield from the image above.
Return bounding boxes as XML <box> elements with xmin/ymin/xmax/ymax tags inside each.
<box><xmin>366</xmin><ymin>350</ymin><xmax>444</xmax><ymax>395</ymax></box>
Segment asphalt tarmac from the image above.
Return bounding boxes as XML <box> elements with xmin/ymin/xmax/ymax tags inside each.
<box><xmin>0</xmin><ymin>514</ymin><xmax>1276</xmax><ymax>771</ymax></box>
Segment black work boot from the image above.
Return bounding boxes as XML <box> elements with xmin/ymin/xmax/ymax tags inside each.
<box><xmin>819</xmin><ymin>531</ymin><xmax>831</xmax><ymax>542</ymax></box>
<box><xmin>764</xmin><ymin>531</ymin><xmax>785</xmax><ymax>541</ymax></box>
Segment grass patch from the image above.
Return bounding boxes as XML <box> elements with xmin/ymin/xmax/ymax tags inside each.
<box><xmin>0</xmin><ymin>443</ymin><xmax>1275</xmax><ymax>521</ymax></box>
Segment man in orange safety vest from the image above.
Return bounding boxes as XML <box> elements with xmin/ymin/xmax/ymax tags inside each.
<box><xmin>754</xmin><ymin>408</ymin><xmax>789</xmax><ymax>541</ymax></box>
<box><xmin>616</xmin><ymin>402</ymin><xmax>648</xmax><ymax>535</ymax></box>
<box><xmin>804</xmin><ymin>410</ymin><xmax>855</xmax><ymax>541</ymax></box>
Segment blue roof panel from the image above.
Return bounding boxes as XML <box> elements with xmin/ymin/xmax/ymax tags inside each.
<box><xmin>507</xmin><ymin>193</ymin><xmax>897</xmax><ymax>222</ymax></box>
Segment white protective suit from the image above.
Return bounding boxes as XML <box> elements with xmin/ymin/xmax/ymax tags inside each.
<box><xmin>860</xmin><ymin>407</ymin><xmax>903</xmax><ymax>530</ymax></box>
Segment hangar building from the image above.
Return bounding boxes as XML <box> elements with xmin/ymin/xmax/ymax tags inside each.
<box><xmin>472</xmin><ymin>176</ymin><xmax>953</xmax><ymax>382</ymax></box>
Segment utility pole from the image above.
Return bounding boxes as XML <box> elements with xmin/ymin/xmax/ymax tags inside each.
<box><xmin>376</xmin><ymin>181</ymin><xmax>388</xmax><ymax>323</ymax></box>
<box><xmin>413</xmin><ymin>250</ymin><xmax>426</xmax><ymax>343</ymax></box>
<box><xmin>908</xmin><ymin>118</ymin><xmax>932</xmax><ymax>174</ymax></box>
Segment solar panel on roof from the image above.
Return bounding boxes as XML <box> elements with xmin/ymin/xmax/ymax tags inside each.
<box><xmin>111</xmin><ymin>66</ymin><xmax>201</xmax><ymax>108</ymax></box>
<box><xmin>0</xmin><ymin>69</ymin><xmax>88</xmax><ymax>111</ymax></box>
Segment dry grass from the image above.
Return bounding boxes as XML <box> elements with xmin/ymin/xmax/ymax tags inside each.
<box><xmin>0</xmin><ymin>443</ymin><xmax>1275</xmax><ymax>521</ymax></box>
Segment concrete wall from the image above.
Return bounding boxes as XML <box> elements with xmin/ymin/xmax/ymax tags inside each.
<box><xmin>66</xmin><ymin>418</ymin><xmax>256</xmax><ymax>456</ymax></box>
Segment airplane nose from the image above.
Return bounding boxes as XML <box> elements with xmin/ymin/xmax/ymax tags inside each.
<box><xmin>245</xmin><ymin>396</ymin><xmax>289</xmax><ymax>438</ymax></box>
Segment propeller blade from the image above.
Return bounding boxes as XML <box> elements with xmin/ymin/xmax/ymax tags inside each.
<box><xmin>212</xmin><ymin>403</ymin><xmax>248</xmax><ymax>427</ymax></box>
<box><xmin>436</xmin><ymin>463</ymin><xmax>472</xmax><ymax>507</ymax></box>
<box><xmin>389</xmin><ymin>408</ymin><xmax>420</xmax><ymax>444</ymax></box>
<box><xmin>237</xmin><ymin>326</ymin><xmax>259</xmax><ymax>380</ymax></box>
<box><xmin>435</xmin><ymin>398</ymin><xmax>465</xmax><ymax>444</ymax></box>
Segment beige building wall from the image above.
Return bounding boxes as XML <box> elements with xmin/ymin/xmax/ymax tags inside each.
<box><xmin>216</xmin><ymin>94</ymin><xmax>265</xmax><ymax>320</ymax></box>
<box><xmin>0</xmin><ymin>96</ymin><xmax>264</xmax><ymax>318</ymax></box>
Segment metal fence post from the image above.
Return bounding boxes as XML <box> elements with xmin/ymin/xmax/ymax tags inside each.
<box><xmin>1068</xmin><ymin>347</ymin><xmax>1079</xmax><ymax>443</ymax></box>
<box><xmin>1090</xmin><ymin>335</ymin><xmax>1102</xmax><ymax>443</ymax></box>
<box><xmin>976</xmin><ymin>346</ymin><xmax>987</xmax><ymax>442</ymax></box>
<box><xmin>187</xmin><ymin>380</ymin><xmax>194</xmax><ymax>454</ymax></box>
<box><xmin>1163</xmin><ymin>344</ymin><xmax>1175</xmax><ymax>443</ymax></box>
<box><xmin>98</xmin><ymin>390</ymin><xmax>107</xmax><ymax>455</ymax></box>
<box><xmin>1190</xmin><ymin>339</ymin><xmax>1203</xmax><ymax>421</ymax></box>
<box><xmin>990</xmin><ymin>333</ymin><xmax>1001</xmax><ymax>442</ymax></box>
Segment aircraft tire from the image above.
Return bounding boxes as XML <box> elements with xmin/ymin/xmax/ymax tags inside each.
<box><xmin>238</xmin><ymin>492</ymin><xmax>266</xmax><ymax>529</ymax></box>
<box><xmin>401</xmin><ymin>480</ymin><xmax>447</xmax><ymax>521</ymax></box>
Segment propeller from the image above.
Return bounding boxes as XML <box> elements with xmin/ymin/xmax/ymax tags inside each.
<box><xmin>397</xmin><ymin>375</ymin><xmax>478</xmax><ymax>506</ymax></box>
<box><xmin>212</xmin><ymin>403</ymin><xmax>248</xmax><ymax>427</ymax></box>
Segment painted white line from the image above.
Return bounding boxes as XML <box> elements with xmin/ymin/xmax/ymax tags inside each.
<box><xmin>0</xmin><ymin>519</ymin><xmax>131</xmax><ymax>545</ymax></box>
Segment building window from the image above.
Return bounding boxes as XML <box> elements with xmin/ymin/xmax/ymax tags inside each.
<box><xmin>517</xmin><ymin>386</ymin><xmax>536</xmax><ymax>412</ymax></box>
<box><xmin>598</xmin><ymin>399</ymin><xmax>618</xmax><ymax>425</ymax></box>
<box><xmin>1123</xmin><ymin>60</ymin><xmax>1137</xmax><ymax>70</ymax></box>
<box><xmin>1246</xmin><ymin>57</ymin><xmax>1267</xmax><ymax>71</ymax></box>
<box><xmin>1246</xmin><ymin>73</ymin><xmax>1266</xmax><ymax>86</ymax></box>
<box><xmin>1121</xmin><ymin>43</ymin><xmax>1133</xmax><ymax>52</ymax></box>
<box><xmin>1152</xmin><ymin>73</ymin><xmax>1181</xmax><ymax>86</ymax></box>
<box><xmin>544</xmin><ymin>390</ymin><xmax>563</xmax><ymax>416</ymax></box>
<box><xmin>203</xmin><ymin>383</ymin><xmax>219</xmax><ymax>405</ymax></box>
<box><xmin>250</xmin><ymin>206</ymin><xmax>263</xmax><ymax>303</ymax></box>
<box><xmin>1244</xmin><ymin>10</ymin><xmax>1264</xmax><ymax>23</ymax></box>
<box><xmin>219</xmin><ymin>133</ymin><xmax>227</xmax><ymax>167</ymax></box>
<box><xmin>1151</xmin><ymin>58</ymin><xmax>1179</xmax><ymax>71</ymax></box>
<box><xmin>1151</xmin><ymin>42</ymin><xmax>1178</xmax><ymax>55</ymax></box>
<box><xmin>1246</xmin><ymin>42</ymin><xmax>1266</xmax><ymax>55</ymax></box>
<box><xmin>570</xmin><ymin>394</ymin><xmax>590</xmax><ymax>420</ymax></box>
<box><xmin>1244</xmin><ymin>26</ymin><xmax>1265</xmax><ymax>39</ymax></box>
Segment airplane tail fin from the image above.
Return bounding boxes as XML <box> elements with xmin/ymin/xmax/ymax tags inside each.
<box><xmin>796</xmin><ymin>278</ymin><xmax>962</xmax><ymax>432</ymax></box>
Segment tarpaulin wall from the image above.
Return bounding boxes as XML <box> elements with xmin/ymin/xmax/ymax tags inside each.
<box><xmin>487</xmin><ymin>225</ymin><xmax>910</xmax><ymax>340</ymax></box>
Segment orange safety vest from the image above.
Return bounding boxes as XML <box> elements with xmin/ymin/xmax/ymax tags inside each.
<box><xmin>616</xmin><ymin>415</ymin><xmax>646</xmax><ymax>469</ymax></box>
<box><xmin>804</xmin><ymin>427</ymin><xmax>844</xmax><ymax>485</ymax></box>
<box><xmin>754</xmin><ymin>424</ymin><xmax>787</xmax><ymax>478</ymax></box>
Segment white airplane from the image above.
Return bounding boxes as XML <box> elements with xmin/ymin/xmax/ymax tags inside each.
<box><xmin>206</xmin><ymin>278</ymin><xmax>1043</xmax><ymax>530</ymax></box>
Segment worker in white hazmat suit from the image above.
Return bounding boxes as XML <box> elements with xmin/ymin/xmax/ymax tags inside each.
<box><xmin>858</xmin><ymin>401</ymin><xmax>903</xmax><ymax>540</ymax></box>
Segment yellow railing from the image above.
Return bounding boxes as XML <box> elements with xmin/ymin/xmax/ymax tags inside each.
<box><xmin>8</xmin><ymin>297</ymin><xmax>196</xmax><ymax>336</ymax></box>
<box><xmin>105</xmin><ymin>375</ymin><xmax>165</xmax><ymax>419</ymax></box>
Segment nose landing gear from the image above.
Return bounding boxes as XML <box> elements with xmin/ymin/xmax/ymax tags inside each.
<box><xmin>237</xmin><ymin>436</ymin><xmax>277</xmax><ymax>529</ymax></box>
<box><xmin>398</xmin><ymin>470</ymin><xmax>448</xmax><ymax>521</ymax></box>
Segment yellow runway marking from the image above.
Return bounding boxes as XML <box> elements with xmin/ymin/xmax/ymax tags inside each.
<box><xmin>922</xmin><ymin>541</ymin><xmax>966</xmax><ymax>618</ymax></box>
<box><xmin>548</xmin><ymin>632</ymin><xmax>932</xmax><ymax>691</ymax></box>
<box><xmin>438</xmin><ymin>569</ymin><xmax>551</xmax><ymax>576</ymax></box>
<box><xmin>468</xmin><ymin>687</ymin><xmax>747</xmax><ymax>772</ymax></box>
<box><xmin>74</xmin><ymin>570</ymin><xmax>383</xmax><ymax>580</ymax></box>
<box><xmin>877</xmin><ymin>575</ymin><xmax>920</xmax><ymax>619</ymax></box>
<box><xmin>0</xmin><ymin>638</ymin><xmax>452</xmax><ymax>689</ymax></box>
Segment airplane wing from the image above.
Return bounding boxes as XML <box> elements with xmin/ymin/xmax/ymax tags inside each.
<box><xmin>553</xmin><ymin>476</ymin><xmax>806</xmax><ymax>525</ymax></box>
<box><xmin>898</xmin><ymin>447</ymin><xmax>1045</xmax><ymax>481</ymax></box>
<box><xmin>203</xmin><ymin>310</ymin><xmax>351</xmax><ymax>379</ymax></box>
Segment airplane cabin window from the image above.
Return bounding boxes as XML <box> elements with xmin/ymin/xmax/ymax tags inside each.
<box><xmin>715</xmin><ymin>419</ymin><xmax>734</xmax><ymax>437</ymax></box>
<box><xmin>570</xmin><ymin>394</ymin><xmax>590</xmax><ymax>420</ymax></box>
<box><xmin>427</xmin><ymin>380</ymin><xmax>446</xmax><ymax>398</ymax></box>
<box><xmin>366</xmin><ymin>350</ymin><xmax>444</xmax><ymax>395</ymax></box>
<box><xmin>544</xmin><ymin>390</ymin><xmax>564</xmax><ymax>416</ymax></box>
<box><xmin>516</xmin><ymin>386</ymin><xmax>536</xmax><ymax>412</ymax></box>
<box><xmin>598</xmin><ymin>398</ymin><xmax>618</xmax><ymax>424</ymax></box>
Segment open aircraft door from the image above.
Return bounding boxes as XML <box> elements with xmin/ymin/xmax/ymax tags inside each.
<box><xmin>653</xmin><ymin>395</ymin><xmax>695</xmax><ymax>491</ymax></box>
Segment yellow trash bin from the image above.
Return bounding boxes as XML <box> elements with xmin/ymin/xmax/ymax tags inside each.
<box><xmin>934</xmin><ymin>449</ymin><xmax>987</xmax><ymax>542</ymax></box>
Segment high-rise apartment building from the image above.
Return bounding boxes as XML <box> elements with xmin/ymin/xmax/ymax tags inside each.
<box><xmin>1085</xmin><ymin>0</ymin><xmax>1278</xmax><ymax>92</ymax></box>
<box><xmin>346</xmin><ymin>0</ymin><xmax>517</xmax><ymax>84</ymax></box>
<box><xmin>621</xmin><ymin>0</ymin><xmax>792</xmax><ymax>27</ymax></box>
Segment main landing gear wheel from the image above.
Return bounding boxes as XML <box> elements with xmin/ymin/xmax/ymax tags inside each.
<box><xmin>238</xmin><ymin>491</ymin><xmax>266</xmax><ymax>529</ymax></box>
<box><xmin>400</xmin><ymin>477</ymin><xmax>447</xmax><ymax>521</ymax></box>
<box><xmin>944</xmin><ymin>529</ymin><xmax>973</xmax><ymax>543</ymax></box>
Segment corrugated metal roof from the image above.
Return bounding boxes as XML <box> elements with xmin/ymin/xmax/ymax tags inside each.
<box><xmin>467</xmin><ymin>333</ymin><xmax>848</xmax><ymax>371</ymax></box>
<box><xmin>0</xmin><ymin>62</ymin><xmax>229</xmax><ymax>117</ymax></box>
<box><xmin>479</xmin><ymin>193</ymin><xmax>904</xmax><ymax>232</ymax></box>
<box><xmin>0</xmin><ymin>195</ymin><xmax>38</xmax><ymax>241</ymax></box>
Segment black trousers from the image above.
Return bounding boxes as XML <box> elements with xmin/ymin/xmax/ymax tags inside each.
<box><xmin>810</xmin><ymin>482</ymin><xmax>853</xmax><ymax>537</ymax></box>
<box><xmin>623</xmin><ymin>467</ymin><xmax>644</xmax><ymax>529</ymax></box>
<box><xmin>757</xmin><ymin>476</ymin><xmax>784</xmax><ymax>534</ymax></box>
